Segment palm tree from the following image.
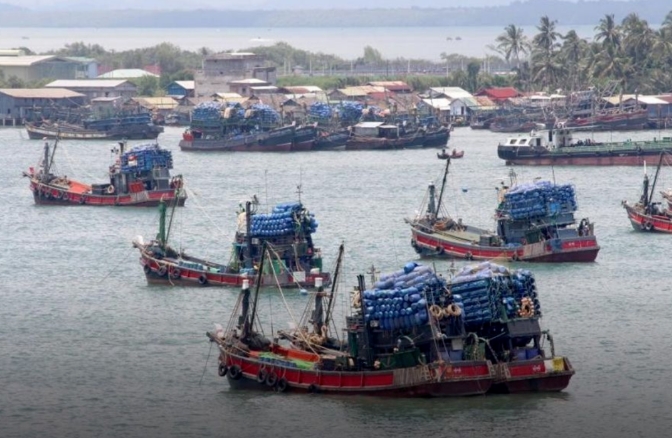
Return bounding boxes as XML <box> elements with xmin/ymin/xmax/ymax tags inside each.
<box><xmin>531</xmin><ymin>16</ymin><xmax>562</xmax><ymax>90</ymax></box>
<box><xmin>495</xmin><ymin>24</ymin><xmax>530</xmax><ymax>68</ymax></box>
<box><xmin>558</xmin><ymin>30</ymin><xmax>589</xmax><ymax>92</ymax></box>
<box><xmin>595</xmin><ymin>14</ymin><xmax>621</xmax><ymax>51</ymax></box>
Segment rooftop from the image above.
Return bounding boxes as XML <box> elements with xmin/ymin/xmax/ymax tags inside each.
<box><xmin>229</xmin><ymin>78</ymin><xmax>269</xmax><ymax>85</ymax></box>
<box><xmin>98</xmin><ymin>69</ymin><xmax>159</xmax><ymax>79</ymax></box>
<box><xmin>173</xmin><ymin>80</ymin><xmax>195</xmax><ymax>90</ymax></box>
<box><xmin>0</xmin><ymin>55</ymin><xmax>61</xmax><ymax>67</ymax></box>
<box><xmin>46</xmin><ymin>79</ymin><xmax>132</xmax><ymax>89</ymax></box>
<box><xmin>0</xmin><ymin>88</ymin><xmax>85</xmax><ymax>99</ymax></box>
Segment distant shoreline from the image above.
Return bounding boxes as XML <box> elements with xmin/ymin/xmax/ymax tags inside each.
<box><xmin>0</xmin><ymin>1</ymin><xmax>669</xmax><ymax>28</ymax></box>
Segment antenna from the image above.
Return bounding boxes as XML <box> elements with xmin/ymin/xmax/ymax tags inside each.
<box><xmin>264</xmin><ymin>169</ymin><xmax>269</xmax><ymax>213</ymax></box>
<box><xmin>296</xmin><ymin>167</ymin><xmax>303</xmax><ymax>203</ymax></box>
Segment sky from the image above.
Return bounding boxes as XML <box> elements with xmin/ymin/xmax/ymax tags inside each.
<box><xmin>0</xmin><ymin>0</ymin><xmax>620</xmax><ymax>10</ymax></box>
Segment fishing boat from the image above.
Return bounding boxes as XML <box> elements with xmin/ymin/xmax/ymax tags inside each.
<box><xmin>25</xmin><ymin>113</ymin><xmax>163</xmax><ymax>140</ymax></box>
<box><xmin>134</xmin><ymin>197</ymin><xmax>329</xmax><ymax>288</ymax></box>
<box><xmin>407</xmin><ymin>157</ymin><xmax>600</xmax><ymax>262</ymax></box>
<box><xmin>23</xmin><ymin>139</ymin><xmax>186</xmax><ymax>207</ymax></box>
<box><xmin>437</xmin><ymin>148</ymin><xmax>464</xmax><ymax>159</ymax></box>
<box><xmin>313</xmin><ymin>128</ymin><xmax>349</xmax><ymax>151</ymax></box>
<box><xmin>345</xmin><ymin>122</ymin><xmax>424</xmax><ymax>150</ymax></box>
<box><xmin>448</xmin><ymin>261</ymin><xmax>574</xmax><ymax>393</ymax></box>
<box><xmin>290</xmin><ymin>125</ymin><xmax>318</xmax><ymax>151</ymax></box>
<box><xmin>421</xmin><ymin>125</ymin><xmax>451</xmax><ymax>148</ymax></box>
<box><xmin>206</xmin><ymin>249</ymin><xmax>496</xmax><ymax>397</ymax></box>
<box><xmin>561</xmin><ymin>108</ymin><xmax>649</xmax><ymax>131</ymax></box>
<box><xmin>498</xmin><ymin>125</ymin><xmax>672</xmax><ymax>166</ymax></box>
<box><xmin>179</xmin><ymin>125</ymin><xmax>295</xmax><ymax>152</ymax></box>
<box><xmin>622</xmin><ymin>152</ymin><xmax>672</xmax><ymax>233</ymax></box>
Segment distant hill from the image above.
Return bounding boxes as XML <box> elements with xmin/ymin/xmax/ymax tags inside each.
<box><xmin>0</xmin><ymin>2</ymin><xmax>24</xmax><ymax>10</ymax></box>
<box><xmin>0</xmin><ymin>0</ymin><xmax>668</xmax><ymax>27</ymax></box>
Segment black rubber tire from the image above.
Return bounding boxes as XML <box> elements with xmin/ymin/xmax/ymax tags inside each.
<box><xmin>257</xmin><ymin>369</ymin><xmax>268</xmax><ymax>384</ymax></box>
<box><xmin>276</xmin><ymin>377</ymin><xmax>288</xmax><ymax>392</ymax></box>
<box><xmin>218</xmin><ymin>364</ymin><xmax>227</xmax><ymax>377</ymax></box>
<box><xmin>228</xmin><ymin>365</ymin><xmax>242</xmax><ymax>380</ymax></box>
<box><xmin>266</xmin><ymin>372</ymin><xmax>278</xmax><ymax>387</ymax></box>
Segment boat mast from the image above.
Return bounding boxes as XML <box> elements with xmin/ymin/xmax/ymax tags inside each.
<box><xmin>646</xmin><ymin>152</ymin><xmax>665</xmax><ymax>213</ymax></box>
<box><xmin>243</xmin><ymin>242</ymin><xmax>267</xmax><ymax>341</ymax></box>
<box><xmin>157</xmin><ymin>199</ymin><xmax>167</xmax><ymax>246</ymax></box>
<box><xmin>434</xmin><ymin>157</ymin><xmax>451</xmax><ymax>219</ymax></box>
<box><xmin>357</xmin><ymin>273</ymin><xmax>374</xmax><ymax>368</ymax></box>
<box><xmin>244</xmin><ymin>201</ymin><xmax>253</xmax><ymax>269</ymax></box>
<box><xmin>322</xmin><ymin>243</ymin><xmax>345</xmax><ymax>333</ymax></box>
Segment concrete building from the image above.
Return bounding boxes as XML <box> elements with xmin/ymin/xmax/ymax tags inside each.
<box><xmin>45</xmin><ymin>79</ymin><xmax>137</xmax><ymax>102</ymax></box>
<box><xmin>97</xmin><ymin>69</ymin><xmax>159</xmax><ymax>79</ymax></box>
<box><xmin>0</xmin><ymin>55</ymin><xmax>80</xmax><ymax>82</ymax></box>
<box><xmin>0</xmin><ymin>88</ymin><xmax>86</xmax><ymax>123</ymax></box>
<box><xmin>194</xmin><ymin>52</ymin><xmax>276</xmax><ymax>98</ymax></box>
<box><xmin>64</xmin><ymin>57</ymin><xmax>99</xmax><ymax>79</ymax></box>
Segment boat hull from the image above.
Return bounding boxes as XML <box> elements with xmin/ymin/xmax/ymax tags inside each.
<box><xmin>139</xmin><ymin>251</ymin><xmax>329</xmax><ymax>289</ymax></box>
<box><xmin>422</xmin><ymin>127</ymin><xmax>450</xmax><ymax>147</ymax></box>
<box><xmin>180</xmin><ymin>127</ymin><xmax>295</xmax><ymax>152</ymax></box>
<box><xmin>29</xmin><ymin>180</ymin><xmax>186</xmax><ymax>207</ymax></box>
<box><xmin>26</xmin><ymin>123</ymin><xmax>162</xmax><ymax>140</ymax></box>
<box><xmin>411</xmin><ymin>228</ymin><xmax>599</xmax><ymax>263</ymax></box>
<box><xmin>490</xmin><ymin>358</ymin><xmax>574</xmax><ymax>393</ymax></box>
<box><xmin>623</xmin><ymin>203</ymin><xmax>672</xmax><ymax>233</ymax></box>
<box><xmin>220</xmin><ymin>353</ymin><xmax>494</xmax><ymax>397</ymax></box>
<box><xmin>313</xmin><ymin>131</ymin><xmax>349</xmax><ymax>151</ymax></box>
<box><xmin>498</xmin><ymin>144</ymin><xmax>672</xmax><ymax>166</ymax></box>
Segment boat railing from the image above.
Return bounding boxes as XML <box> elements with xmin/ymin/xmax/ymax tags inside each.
<box><xmin>552</xmin><ymin>138</ymin><xmax>672</xmax><ymax>154</ymax></box>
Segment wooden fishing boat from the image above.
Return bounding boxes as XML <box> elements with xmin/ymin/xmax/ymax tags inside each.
<box><xmin>179</xmin><ymin>125</ymin><xmax>295</xmax><ymax>152</ymax></box>
<box><xmin>207</xmin><ymin>248</ymin><xmax>495</xmax><ymax>397</ymax></box>
<box><xmin>437</xmin><ymin>149</ymin><xmax>464</xmax><ymax>159</ymax></box>
<box><xmin>313</xmin><ymin>128</ymin><xmax>349</xmax><ymax>151</ymax></box>
<box><xmin>421</xmin><ymin>125</ymin><xmax>450</xmax><ymax>147</ymax></box>
<box><xmin>23</xmin><ymin>139</ymin><xmax>186</xmax><ymax>207</ymax></box>
<box><xmin>25</xmin><ymin>114</ymin><xmax>163</xmax><ymax>140</ymax></box>
<box><xmin>622</xmin><ymin>152</ymin><xmax>672</xmax><ymax>233</ymax></box>
<box><xmin>290</xmin><ymin>125</ymin><xmax>317</xmax><ymax>151</ymax></box>
<box><xmin>498</xmin><ymin>125</ymin><xmax>672</xmax><ymax>166</ymax></box>
<box><xmin>407</xmin><ymin>157</ymin><xmax>599</xmax><ymax>262</ymax></box>
<box><xmin>134</xmin><ymin>197</ymin><xmax>329</xmax><ymax>288</ymax></box>
<box><xmin>446</xmin><ymin>262</ymin><xmax>574</xmax><ymax>393</ymax></box>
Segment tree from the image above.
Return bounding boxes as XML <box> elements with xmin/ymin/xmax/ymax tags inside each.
<box><xmin>495</xmin><ymin>24</ymin><xmax>530</xmax><ymax>68</ymax></box>
<box><xmin>362</xmin><ymin>46</ymin><xmax>384</xmax><ymax>64</ymax></box>
<box><xmin>531</xmin><ymin>16</ymin><xmax>561</xmax><ymax>90</ymax></box>
<box><xmin>134</xmin><ymin>76</ymin><xmax>159</xmax><ymax>97</ymax></box>
<box><xmin>466</xmin><ymin>61</ymin><xmax>480</xmax><ymax>92</ymax></box>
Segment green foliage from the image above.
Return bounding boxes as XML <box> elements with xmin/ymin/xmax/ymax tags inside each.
<box><xmin>132</xmin><ymin>76</ymin><xmax>160</xmax><ymax>97</ymax></box>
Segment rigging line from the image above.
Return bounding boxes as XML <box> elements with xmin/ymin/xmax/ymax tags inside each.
<box><xmin>182</xmin><ymin>185</ymin><xmax>227</xmax><ymax>238</ymax></box>
<box><xmin>198</xmin><ymin>341</ymin><xmax>214</xmax><ymax>386</ymax></box>
<box><xmin>58</xmin><ymin>142</ymin><xmax>98</xmax><ymax>181</ymax></box>
<box><xmin>97</xmin><ymin>243</ymin><xmax>137</xmax><ymax>284</ymax></box>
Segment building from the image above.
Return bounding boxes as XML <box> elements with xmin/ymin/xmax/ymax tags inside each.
<box><xmin>475</xmin><ymin>87</ymin><xmax>522</xmax><ymax>103</ymax></box>
<box><xmin>63</xmin><ymin>57</ymin><xmax>99</xmax><ymax>79</ymax></box>
<box><xmin>166</xmin><ymin>80</ymin><xmax>195</xmax><ymax>98</ymax></box>
<box><xmin>368</xmin><ymin>81</ymin><xmax>412</xmax><ymax>93</ymax></box>
<box><xmin>97</xmin><ymin>69</ymin><xmax>159</xmax><ymax>79</ymax></box>
<box><xmin>45</xmin><ymin>79</ymin><xmax>137</xmax><ymax>102</ymax></box>
<box><xmin>194</xmin><ymin>52</ymin><xmax>277</xmax><ymax>99</ymax></box>
<box><xmin>0</xmin><ymin>88</ymin><xmax>86</xmax><ymax>122</ymax></box>
<box><xmin>429</xmin><ymin>87</ymin><xmax>474</xmax><ymax>100</ymax></box>
<box><xmin>227</xmin><ymin>78</ymin><xmax>271</xmax><ymax>97</ymax></box>
<box><xmin>0</xmin><ymin>54</ymin><xmax>80</xmax><ymax>82</ymax></box>
<box><xmin>328</xmin><ymin>86</ymin><xmax>386</xmax><ymax>102</ymax></box>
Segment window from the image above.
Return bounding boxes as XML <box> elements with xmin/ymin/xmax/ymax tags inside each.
<box><xmin>508</xmin><ymin>139</ymin><xmax>518</xmax><ymax>145</ymax></box>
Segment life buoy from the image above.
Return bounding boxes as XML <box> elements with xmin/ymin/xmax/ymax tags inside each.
<box><xmin>266</xmin><ymin>372</ymin><xmax>278</xmax><ymax>387</ymax></box>
<box><xmin>198</xmin><ymin>274</ymin><xmax>208</xmax><ymax>285</ymax></box>
<box><xmin>465</xmin><ymin>252</ymin><xmax>473</xmax><ymax>260</ymax></box>
<box><xmin>276</xmin><ymin>377</ymin><xmax>288</xmax><ymax>392</ymax></box>
<box><xmin>257</xmin><ymin>369</ymin><xmax>268</xmax><ymax>384</ymax></box>
<box><xmin>157</xmin><ymin>265</ymin><xmax>168</xmax><ymax>277</ymax></box>
<box><xmin>445</xmin><ymin>303</ymin><xmax>462</xmax><ymax>317</ymax></box>
<box><xmin>79</xmin><ymin>196</ymin><xmax>86</xmax><ymax>205</ymax></box>
<box><xmin>429</xmin><ymin>304</ymin><xmax>443</xmax><ymax>319</ymax></box>
<box><xmin>218</xmin><ymin>364</ymin><xmax>228</xmax><ymax>377</ymax></box>
<box><xmin>170</xmin><ymin>268</ymin><xmax>181</xmax><ymax>280</ymax></box>
<box><xmin>518</xmin><ymin>297</ymin><xmax>534</xmax><ymax>318</ymax></box>
<box><xmin>228</xmin><ymin>365</ymin><xmax>242</xmax><ymax>380</ymax></box>
<box><xmin>107</xmin><ymin>185</ymin><xmax>115</xmax><ymax>194</ymax></box>
<box><xmin>143</xmin><ymin>264</ymin><xmax>151</xmax><ymax>275</ymax></box>
<box><xmin>511</xmin><ymin>252</ymin><xmax>520</xmax><ymax>262</ymax></box>
<box><xmin>644</xmin><ymin>221</ymin><xmax>654</xmax><ymax>231</ymax></box>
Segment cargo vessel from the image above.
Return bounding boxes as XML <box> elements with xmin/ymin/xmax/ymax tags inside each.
<box><xmin>408</xmin><ymin>157</ymin><xmax>600</xmax><ymax>262</ymax></box>
<box><xmin>498</xmin><ymin>126</ymin><xmax>672</xmax><ymax>166</ymax></box>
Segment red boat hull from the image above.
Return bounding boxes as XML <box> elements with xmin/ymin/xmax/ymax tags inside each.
<box><xmin>290</xmin><ymin>139</ymin><xmax>315</xmax><ymax>152</ymax></box>
<box><xmin>140</xmin><ymin>252</ymin><xmax>329</xmax><ymax>289</ymax></box>
<box><xmin>30</xmin><ymin>180</ymin><xmax>185</xmax><ymax>207</ymax></box>
<box><xmin>490</xmin><ymin>358</ymin><xmax>574</xmax><ymax>393</ymax></box>
<box><xmin>412</xmin><ymin>229</ymin><xmax>599</xmax><ymax>263</ymax></box>
<box><xmin>623</xmin><ymin>204</ymin><xmax>672</xmax><ymax>233</ymax></box>
<box><xmin>221</xmin><ymin>353</ymin><xmax>494</xmax><ymax>397</ymax></box>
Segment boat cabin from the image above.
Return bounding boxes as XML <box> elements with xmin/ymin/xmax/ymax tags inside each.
<box><xmin>502</xmin><ymin>127</ymin><xmax>575</xmax><ymax>150</ymax></box>
<box><xmin>352</xmin><ymin>121</ymin><xmax>403</xmax><ymax>139</ymax></box>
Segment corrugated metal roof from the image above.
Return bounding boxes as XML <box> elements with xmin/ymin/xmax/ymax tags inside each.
<box><xmin>451</xmin><ymin>96</ymin><xmax>481</xmax><ymax>108</ymax></box>
<box><xmin>214</xmin><ymin>92</ymin><xmax>243</xmax><ymax>99</ymax></box>
<box><xmin>134</xmin><ymin>97</ymin><xmax>178</xmax><ymax>110</ymax></box>
<box><xmin>0</xmin><ymin>55</ymin><xmax>57</xmax><ymax>66</ymax></box>
<box><xmin>422</xmin><ymin>98</ymin><xmax>452</xmax><ymax>110</ymax></box>
<box><xmin>46</xmin><ymin>79</ymin><xmax>131</xmax><ymax>88</ymax></box>
<box><xmin>655</xmin><ymin>94</ymin><xmax>672</xmax><ymax>104</ymax></box>
<box><xmin>430</xmin><ymin>87</ymin><xmax>473</xmax><ymax>99</ymax></box>
<box><xmin>635</xmin><ymin>96</ymin><xmax>669</xmax><ymax>105</ymax></box>
<box><xmin>336</xmin><ymin>86</ymin><xmax>386</xmax><ymax>96</ymax></box>
<box><xmin>602</xmin><ymin>95</ymin><xmax>637</xmax><ymax>105</ymax></box>
<box><xmin>174</xmin><ymin>80</ymin><xmax>195</xmax><ymax>90</ymax></box>
<box><xmin>91</xmin><ymin>96</ymin><xmax>122</xmax><ymax>102</ymax></box>
<box><xmin>98</xmin><ymin>69</ymin><xmax>159</xmax><ymax>79</ymax></box>
<box><xmin>0</xmin><ymin>88</ymin><xmax>85</xmax><ymax>99</ymax></box>
<box><xmin>282</xmin><ymin>85</ymin><xmax>324</xmax><ymax>94</ymax></box>
<box><xmin>368</xmin><ymin>81</ymin><xmax>411</xmax><ymax>91</ymax></box>
<box><xmin>229</xmin><ymin>78</ymin><xmax>268</xmax><ymax>85</ymax></box>
<box><xmin>355</xmin><ymin>122</ymin><xmax>384</xmax><ymax>128</ymax></box>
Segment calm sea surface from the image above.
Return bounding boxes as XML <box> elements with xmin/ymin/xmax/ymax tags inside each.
<box><xmin>0</xmin><ymin>25</ymin><xmax>602</xmax><ymax>60</ymax></box>
<box><xmin>1</xmin><ymin>126</ymin><xmax>672</xmax><ymax>438</ymax></box>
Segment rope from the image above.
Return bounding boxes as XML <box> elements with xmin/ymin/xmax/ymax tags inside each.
<box><xmin>97</xmin><ymin>244</ymin><xmax>136</xmax><ymax>284</ymax></box>
<box><xmin>198</xmin><ymin>341</ymin><xmax>214</xmax><ymax>385</ymax></box>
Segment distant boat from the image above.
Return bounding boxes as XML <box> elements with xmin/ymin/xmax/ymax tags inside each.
<box><xmin>21</xmin><ymin>36</ymin><xmax>29</xmax><ymax>40</ymax></box>
<box><xmin>455</xmin><ymin>36</ymin><xmax>462</xmax><ymax>41</ymax></box>
<box><xmin>446</xmin><ymin>37</ymin><xmax>453</xmax><ymax>41</ymax></box>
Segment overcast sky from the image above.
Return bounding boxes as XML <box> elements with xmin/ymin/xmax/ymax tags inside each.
<box><xmin>1</xmin><ymin>0</ymin><xmax>618</xmax><ymax>10</ymax></box>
